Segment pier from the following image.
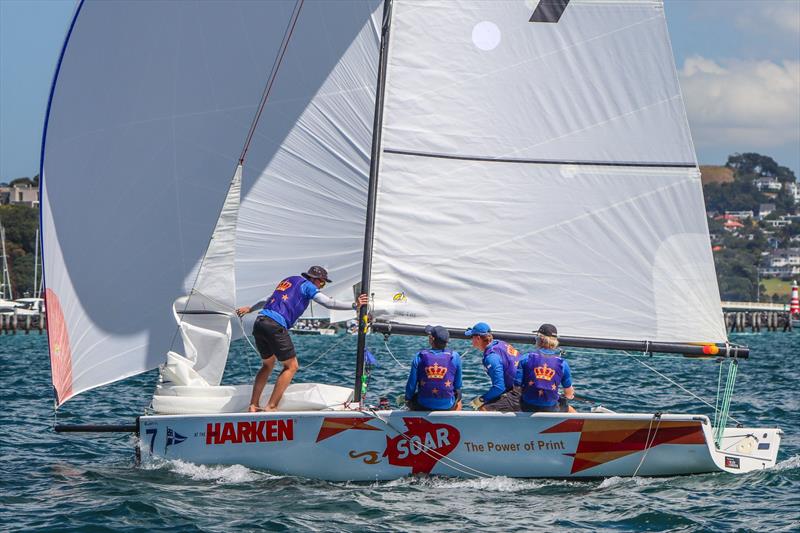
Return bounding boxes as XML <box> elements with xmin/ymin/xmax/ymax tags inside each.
<box><xmin>722</xmin><ymin>301</ymin><xmax>795</xmax><ymax>332</ymax></box>
<box><xmin>0</xmin><ymin>310</ymin><xmax>45</xmax><ymax>334</ymax></box>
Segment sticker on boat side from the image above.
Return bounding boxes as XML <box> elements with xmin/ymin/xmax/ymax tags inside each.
<box><xmin>725</xmin><ymin>456</ymin><xmax>741</xmax><ymax>469</ymax></box>
<box><xmin>205</xmin><ymin>419</ymin><xmax>294</xmax><ymax>445</ymax></box>
<box><xmin>383</xmin><ymin>418</ymin><xmax>460</xmax><ymax>474</ymax></box>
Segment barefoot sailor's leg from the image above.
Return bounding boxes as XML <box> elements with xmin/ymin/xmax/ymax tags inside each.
<box><xmin>267</xmin><ymin>357</ymin><xmax>298</xmax><ymax>410</ymax></box>
<box><xmin>250</xmin><ymin>356</ymin><xmax>276</xmax><ymax>411</ymax></box>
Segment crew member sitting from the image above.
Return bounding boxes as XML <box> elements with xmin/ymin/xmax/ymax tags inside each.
<box><xmin>516</xmin><ymin>323</ymin><xmax>576</xmax><ymax>413</ymax></box>
<box><xmin>465</xmin><ymin>322</ymin><xmax>521</xmax><ymax>412</ymax></box>
<box><xmin>404</xmin><ymin>325</ymin><xmax>463</xmax><ymax>411</ymax></box>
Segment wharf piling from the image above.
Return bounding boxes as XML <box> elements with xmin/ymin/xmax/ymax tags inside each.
<box><xmin>725</xmin><ymin>311</ymin><xmax>793</xmax><ymax>333</ymax></box>
<box><xmin>1</xmin><ymin>312</ymin><xmax>46</xmax><ymax>334</ymax></box>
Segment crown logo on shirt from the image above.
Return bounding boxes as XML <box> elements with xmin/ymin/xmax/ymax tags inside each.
<box><xmin>276</xmin><ymin>280</ymin><xmax>292</xmax><ymax>291</ymax></box>
<box><xmin>534</xmin><ymin>364</ymin><xmax>555</xmax><ymax>381</ymax></box>
<box><xmin>425</xmin><ymin>363</ymin><xmax>448</xmax><ymax>380</ymax></box>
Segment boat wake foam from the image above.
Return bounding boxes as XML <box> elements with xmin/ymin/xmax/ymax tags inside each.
<box><xmin>143</xmin><ymin>458</ymin><xmax>272</xmax><ymax>484</ymax></box>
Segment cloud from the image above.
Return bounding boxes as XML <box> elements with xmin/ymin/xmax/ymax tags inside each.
<box><xmin>679</xmin><ymin>56</ymin><xmax>800</xmax><ymax>149</ymax></box>
<box><xmin>736</xmin><ymin>2</ymin><xmax>800</xmax><ymax>36</ymax></box>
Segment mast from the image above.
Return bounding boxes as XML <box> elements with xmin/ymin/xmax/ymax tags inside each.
<box><xmin>0</xmin><ymin>225</ymin><xmax>12</xmax><ymax>300</ymax></box>
<box><xmin>354</xmin><ymin>0</ymin><xmax>393</xmax><ymax>404</ymax></box>
<box><xmin>33</xmin><ymin>229</ymin><xmax>40</xmax><ymax>299</ymax></box>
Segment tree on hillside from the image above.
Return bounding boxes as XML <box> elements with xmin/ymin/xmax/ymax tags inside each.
<box><xmin>725</xmin><ymin>153</ymin><xmax>797</xmax><ymax>183</ymax></box>
<box><xmin>9</xmin><ymin>177</ymin><xmax>35</xmax><ymax>187</ymax></box>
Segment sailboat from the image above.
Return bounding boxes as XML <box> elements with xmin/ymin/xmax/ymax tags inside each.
<box><xmin>43</xmin><ymin>0</ymin><xmax>781</xmax><ymax>480</ymax></box>
<box><xmin>0</xmin><ymin>224</ymin><xmax>20</xmax><ymax>313</ymax></box>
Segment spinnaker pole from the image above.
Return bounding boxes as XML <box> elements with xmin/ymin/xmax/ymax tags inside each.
<box><xmin>354</xmin><ymin>0</ymin><xmax>393</xmax><ymax>404</ymax></box>
<box><xmin>371</xmin><ymin>322</ymin><xmax>749</xmax><ymax>358</ymax></box>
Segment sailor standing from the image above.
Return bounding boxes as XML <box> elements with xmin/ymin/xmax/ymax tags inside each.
<box><xmin>516</xmin><ymin>323</ymin><xmax>576</xmax><ymax>413</ymax></box>
<box><xmin>465</xmin><ymin>322</ymin><xmax>522</xmax><ymax>412</ymax></box>
<box><xmin>237</xmin><ymin>265</ymin><xmax>368</xmax><ymax>412</ymax></box>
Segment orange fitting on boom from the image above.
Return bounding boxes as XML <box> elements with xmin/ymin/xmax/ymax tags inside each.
<box><xmin>702</xmin><ymin>344</ymin><xmax>719</xmax><ymax>355</ymax></box>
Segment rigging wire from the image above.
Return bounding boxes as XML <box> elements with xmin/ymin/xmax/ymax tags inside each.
<box><xmin>238</xmin><ymin>0</ymin><xmax>304</xmax><ymax>164</ymax></box>
<box><xmin>632</xmin><ymin>412</ymin><xmax>662</xmax><ymax>477</ymax></box>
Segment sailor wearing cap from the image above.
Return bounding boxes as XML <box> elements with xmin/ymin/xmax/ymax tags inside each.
<box><xmin>404</xmin><ymin>325</ymin><xmax>463</xmax><ymax>411</ymax></box>
<box><xmin>237</xmin><ymin>266</ymin><xmax>368</xmax><ymax>412</ymax></box>
<box><xmin>516</xmin><ymin>324</ymin><xmax>576</xmax><ymax>413</ymax></box>
<box><xmin>466</xmin><ymin>322</ymin><xmax>522</xmax><ymax>412</ymax></box>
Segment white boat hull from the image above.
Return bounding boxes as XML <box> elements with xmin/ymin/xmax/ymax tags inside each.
<box><xmin>139</xmin><ymin>411</ymin><xmax>781</xmax><ymax>481</ymax></box>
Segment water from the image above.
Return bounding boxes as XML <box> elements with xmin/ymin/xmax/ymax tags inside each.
<box><xmin>2</xmin><ymin>332</ymin><xmax>798</xmax><ymax>531</ymax></box>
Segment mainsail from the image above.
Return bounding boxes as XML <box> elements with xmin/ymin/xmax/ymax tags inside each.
<box><xmin>367</xmin><ymin>0</ymin><xmax>726</xmax><ymax>344</ymax></box>
<box><xmin>42</xmin><ymin>0</ymin><xmax>382</xmax><ymax>405</ymax></box>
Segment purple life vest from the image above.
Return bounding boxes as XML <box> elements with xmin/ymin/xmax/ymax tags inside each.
<box><xmin>417</xmin><ymin>349</ymin><xmax>457</xmax><ymax>402</ymax></box>
<box><xmin>521</xmin><ymin>350</ymin><xmax>565</xmax><ymax>406</ymax></box>
<box><xmin>260</xmin><ymin>275</ymin><xmax>311</xmax><ymax>328</ymax></box>
<box><xmin>483</xmin><ymin>340</ymin><xmax>521</xmax><ymax>391</ymax></box>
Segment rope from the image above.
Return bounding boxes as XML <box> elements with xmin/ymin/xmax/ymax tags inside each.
<box><xmin>363</xmin><ymin>407</ymin><xmax>492</xmax><ymax>479</ymax></box>
<box><xmin>383</xmin><ymin>338</ymin><xmax>409</xmax><ymax>369</ymax></box>
<box><xmin>714</xmin><ymin>359</ymin><xmax>738</xmax><ymax>448</ymax></box>
<box><xmin>302</xmin><ymin>333</ymin><xmax>351</xmax><ymax>369</ymax></box>
<box><xmin>632</xmin><ymin>412</ymin><xmax>662</xmax><ymax>477</ymax></box>
<box><xmin>622</xmin><ymin>351</ymin><xmax>743</xmax><ymax>426</ymax></box>
<box><xmin>713</xmin><ymin>358</ymin><xmax>724</xmax><ymax>429</ymax></box>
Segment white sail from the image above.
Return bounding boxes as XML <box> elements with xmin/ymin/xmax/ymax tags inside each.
<box><xmin>42</xmin><ymin>0</ymin><xmax>380</xmax><ymax>405</ymax></box>
<box><xmin>369</xmin><ymin>0</ymin><xmax>726</xmax><ymax>343</ymax></box>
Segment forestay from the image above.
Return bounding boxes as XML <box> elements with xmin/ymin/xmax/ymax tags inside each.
<box><xmin>42</xmin><ymin>0</ymin><xmax>381</xmax><ymax>405</ymax></box>
<box><xmin>369</xmin><ymin>0</ymin><xmax>726</xmax><ymax>344</ymax></box>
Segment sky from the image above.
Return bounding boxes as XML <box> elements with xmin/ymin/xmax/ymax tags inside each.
<box><xmin>0</xmin><ymin>0</ymin><xmax>799</xmax><ymax>182</ymax></box>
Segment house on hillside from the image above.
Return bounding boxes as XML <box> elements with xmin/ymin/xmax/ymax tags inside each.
<box><xmin>785</xmin><ymin>182</ymin><xmax>800</xmax><ymax>204</ymax></box>
<box><xmin>723</xmin><ymin>210</ymin><xmax>753</xmax><ymax>221</ymax></box>
<box><xmin>754</xmin><ymin>176</ymin><xmax>781</xmax><ymax>193</ymax></box>
<box><xmin>759</xmin><ymin>248</ymin><xmax>800</xmax><ymax>277</ymax></box>
<box><xmin>759</xmin><ymin>203</ymin><xmax>775</xmax><ymax>220</ymax></box>
<box><xmin>0</xmin><ymin>183</ymin><xmax>39</xmax><ymax>207</ymax></box>
<box><xmin>763</xmin><ymin>218</ymin><xmax>792</xmax><ymax>229</ymax></box>
<box><xmin>723</xmin><ymin>219</ymin><xmax>744</xmax><ymax>232</ymax></box>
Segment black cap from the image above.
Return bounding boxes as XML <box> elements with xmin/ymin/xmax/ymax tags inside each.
<box><xmin>302</xmin><ymin>265</ymin><xmax>332</xmax><ymax>283</ymax></box>
<box><xmin>425</xmin><ymin>325</ymin><xmax>450</xmax><ymax>344</ymax></box>
<box><xmin>536</xmin><ymin>323</ymin><xmax>558</xmax><ymax>337</ymax></box>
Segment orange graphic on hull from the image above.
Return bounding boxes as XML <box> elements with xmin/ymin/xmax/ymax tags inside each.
<box><xmin>542</xmin><ymin>418</ymin><xmax>706</xmax><ymax>474</ymax></box>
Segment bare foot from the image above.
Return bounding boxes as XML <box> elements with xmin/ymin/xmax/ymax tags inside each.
<box><xmin>248</xmin><ymin>404</ymin><xmax>261</xmax><ymax>412</ymax></box>
<box><xmin>263</xmin><ymin>405</ymin><xmax>278</xmax><ymax>412</ymax></box>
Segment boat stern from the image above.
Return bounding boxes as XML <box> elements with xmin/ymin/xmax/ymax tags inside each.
<box><xmin>711</xmin><ymin>426</ymin><xmax>783</xmax><ymax>473</ymax></box>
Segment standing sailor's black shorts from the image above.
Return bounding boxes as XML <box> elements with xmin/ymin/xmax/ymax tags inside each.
<box><xmin>252</xmin><ymin>315</ymin><xmax>296</xmax><ymax>361</ymax></box>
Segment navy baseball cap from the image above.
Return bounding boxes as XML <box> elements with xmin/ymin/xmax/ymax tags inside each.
<box><xmin>464</xmin><ymin>322</ymin><xmax>491</xmax><ymax>336</ymax></box>
<box><xmin>425</xmin><ymin>325</ymin><xmax>449</xmax><ymax>343</ymax></box>
<box><xmin>536</xmin><ymin>323</ymin><xmax>558</xmax><ymax>337</ymax></box>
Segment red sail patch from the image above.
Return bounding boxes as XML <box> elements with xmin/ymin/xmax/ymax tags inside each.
<box><xmin>383</xmin><ymin>417</ymin><xmax>460</xmax><ymax>474</ymax></box>
<box><xmin>45</xmin><ymin>288</ymin><xmax>73</xmax><ymax>404</ymax></box>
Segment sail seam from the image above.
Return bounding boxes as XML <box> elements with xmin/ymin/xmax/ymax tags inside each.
<box><xmin>382</xmin><ymin>148</ymin><xmax>695</xmax><ymax>169</ymax></box>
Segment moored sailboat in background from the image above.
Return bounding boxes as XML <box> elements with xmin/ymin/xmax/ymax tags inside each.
<box><xmin>43</xmin><ymin>0</ymin><xmax>781</xmax><ymax>480</ymax></box>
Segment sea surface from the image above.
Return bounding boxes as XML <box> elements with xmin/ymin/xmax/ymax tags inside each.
<box><xmin>2</xmin><ymin>331</ymin><xmax>798</xmax><ymax>532</ymax></box>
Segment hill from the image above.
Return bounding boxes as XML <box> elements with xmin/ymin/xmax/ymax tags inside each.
<box><xmin>700</xmin><ymin>165</ymin><xmax>734</xmax><ymax>185</ymax></box>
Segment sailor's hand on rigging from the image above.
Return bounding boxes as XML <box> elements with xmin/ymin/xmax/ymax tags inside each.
<box><xmin>354</xmin><ymin>294</ymin><xmax>369</xmax><ymax>309</ymax></box>
<box><xmin>236</xmin><ymin>306</ymin><xmax>251</xmax><ymax>317</ymax></box>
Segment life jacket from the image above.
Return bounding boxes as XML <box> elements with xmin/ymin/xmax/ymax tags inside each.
<box><xmin>482</xmin><ymin>340</ymin><xmax>521</xmax><ymax>392</ymax></box>
<box><xmin>521</xmin><ymin>349</ymin><xmax>565</xmax><ymax>406</ymax></box>
<box><xmin>259</xmin><ymin>275</ymin><xmax>312</xmax><ymax>328</ymax></box>
<box><xmin>417</xmin><ymin>349</ymin><xmax>457</xmax><ymax>403</ymax></box>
